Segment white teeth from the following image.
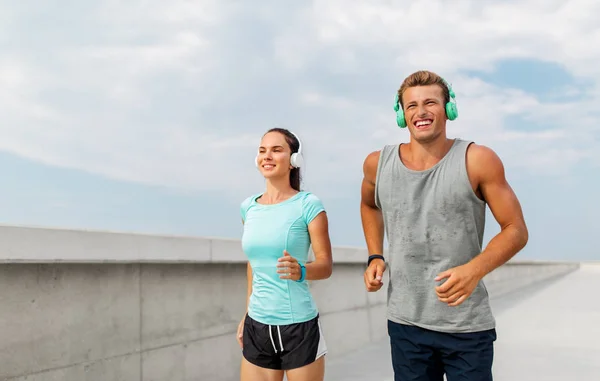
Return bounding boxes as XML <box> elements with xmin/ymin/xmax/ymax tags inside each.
<box><xmin>416</xmin><ymin>120</ymin><xmax>432</xmax><ymax>127</ymax></box>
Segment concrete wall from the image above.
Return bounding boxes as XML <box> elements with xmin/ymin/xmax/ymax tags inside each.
<box><xmin>0</xmin><ymin>225</ymin><xmax>579</xmax><ymax>381</ymax></box>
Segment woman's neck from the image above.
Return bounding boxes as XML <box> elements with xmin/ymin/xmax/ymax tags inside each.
<box><xmin>261</xmin><ymin>178</ymin><xmax>298</xmax><ymax>204</ymax></box>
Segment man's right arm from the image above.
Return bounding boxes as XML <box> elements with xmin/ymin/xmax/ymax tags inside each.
<box><xmin>360</xmin><ymin>151</ymin><xmax>386</xmax><ymax>292</ymax></box>
<box><xmin>361</xmin><ymin>151</ymin><xmax>384</xmax><ymax>255</ymax></box>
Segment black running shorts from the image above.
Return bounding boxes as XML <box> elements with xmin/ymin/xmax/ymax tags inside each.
<box><xmin>242</xmin><ymin>313</ymin><xmax>327</xmax><ymax>370</ymax></box>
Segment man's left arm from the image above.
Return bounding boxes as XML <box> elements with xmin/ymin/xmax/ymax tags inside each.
<box><xmin>468</xmin><ymin>145</ymin><xmax>529</xmax><ymax>276</ymax></box>
<box><xmin>436</xmin><ymin>144</ymin><xmax>529</xmax><ymax>306</ymax></box>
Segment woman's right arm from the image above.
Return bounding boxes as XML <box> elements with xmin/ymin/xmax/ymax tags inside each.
<box><xmin>238</xmin><ymin>218</ymin><xmax>251</xmax><ymax>348</ymax></box>
<box><xmin>242</xmin><ymin>218</ymin><xmax>252</xmax><ymax>311</ymax></box>
<box><xmin>237</xmin><ymin>264</ymin><xmax>251</xmax><ymax>348</ymax></box>
<box><xmin>245</xmin><ymin>261</ymin><xmax>252</xmax><ymax>311</ymax></box>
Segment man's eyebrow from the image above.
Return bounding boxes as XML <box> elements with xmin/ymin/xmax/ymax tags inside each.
<box><xmin>406</xmin><ymin>98</ymin><xmax>439</xmax><ymax>106</ymax></box>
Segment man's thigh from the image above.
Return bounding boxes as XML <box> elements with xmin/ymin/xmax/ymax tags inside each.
<box><xmin>387</xmin><ymin>320</ymin><xmax>445</xmax><ymax>381</ymax></box>
<box><xmin>439</xmin><ymin>329</ymin><xmax>497</xmax><ymax>381</ymax></box>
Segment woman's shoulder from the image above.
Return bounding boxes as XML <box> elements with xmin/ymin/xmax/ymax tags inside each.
<box><xmin>297</xmin><ymin>190</ymin><xmax>324</xmax><ymax>204</ymax></box>
<box><xmin>241</xmin><ymin>193</ymin><xmax>260</xmax><ymax>206</ymax></box>
<box><xmin>297</xmin><ymin>191</ymin><xmax>326</xmax><ymax>224</ymax></box>
<box><xmin>240</xmin><ymin>193</ymin><xmax>261</xmax><ymax>220</ymax></box>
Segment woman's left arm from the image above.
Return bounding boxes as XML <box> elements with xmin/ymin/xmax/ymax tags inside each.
<box><xmin>305</xmin><ymin>212</ymin><xmax>333</xmax><ymax>280</ymax></box>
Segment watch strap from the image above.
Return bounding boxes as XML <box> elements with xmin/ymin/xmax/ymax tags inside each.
<box><xmin>368</xmin><ymin>254</ymin><xmax>385</xmax><ymax>266</ymax></box>
<box><xmin>296</xmin><ymin>263</ymin><xmax>306</xmax><ymax>282</ymax></box>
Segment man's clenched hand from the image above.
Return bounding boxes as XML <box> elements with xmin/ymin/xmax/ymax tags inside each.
<box><xmin>364</xmin><ymin>258</ymin><xmax>386</xmax><ymax>292</ymax></box>
<box><xmin>435</xmin><ymin>263</ymin><xmax>483</xmax><ymax>306</ymax></box>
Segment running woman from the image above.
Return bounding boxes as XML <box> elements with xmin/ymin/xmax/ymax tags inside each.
<box><xmin>237</xmin><ymin>127</ymin><xmax>333</xmax><ymax>381</ymax></box>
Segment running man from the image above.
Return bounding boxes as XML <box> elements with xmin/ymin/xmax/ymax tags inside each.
<box><xmin>238</xmin><ymin>128</ymin><xmax>333</xmax><ymax>381</ymax></box>
<box><xmin>360</xmin><ymin>70</ymin><xmax>529</xmax><ymax>380</ymax></box>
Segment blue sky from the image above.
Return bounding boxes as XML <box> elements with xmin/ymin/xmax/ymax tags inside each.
<box><xmin>1</xmin><ymin>0</ymin><xmax>599</xmax><ymax>261</ymax></box>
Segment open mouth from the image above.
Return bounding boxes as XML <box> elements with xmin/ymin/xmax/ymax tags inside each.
<box><xmin>262</xmin><ymin>164</ymin><xmax>275</xmax><ymax>170</ymax></box>
<box><xmin>414</xmin><ymin>119</ymin><xmax>433</xmax><ymax>129</ymax></box>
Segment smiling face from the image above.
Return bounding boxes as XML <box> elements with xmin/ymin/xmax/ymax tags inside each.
<box><xmin>402</xmin><ymin>84</ymin><xmax>448</xmax><ymax>144</ymax></box>
<box><xmin>256</xmin><ymin>131</ymin><xmax>293</xmax><ymax>180</ymax></box>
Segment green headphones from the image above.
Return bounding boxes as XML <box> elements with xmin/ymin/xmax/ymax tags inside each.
<box><xmin>393</xmin><ymin>79</ymin><xmax>459</xmax><ymax>128</ymax></box>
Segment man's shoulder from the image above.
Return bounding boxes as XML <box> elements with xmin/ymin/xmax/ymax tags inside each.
<box><xmin>364</xmin><ymin>149</ymin><xmax>381</xmax><ymax>166</ymax></box>
<box><xmin>465</xmin><ymin>142</ymin><xmax>505</xmax><ymax>180</ymax></box>
<box><xmin>362</xmin><ymin>150</ymin><xmax>382</xmax><ymax>183</ymax></box>
<box><xmin>466</xmin><ymin>143</ymin><xmax>502</xmax><ymax>165</ymax></box>
<box><xmin>364</xmin><ymin>144</ymin><xmax>399</xmax><ymax>168</ymax></box>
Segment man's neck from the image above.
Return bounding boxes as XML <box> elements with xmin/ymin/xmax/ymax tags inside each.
<box><xmin>402</xmin><ymin>137</ymin><xmax>455</xmax><ymax>171</ymax></box>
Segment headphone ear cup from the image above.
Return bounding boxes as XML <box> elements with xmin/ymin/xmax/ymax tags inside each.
<box><xmin>396</xmin><ymin>109</ymin><xmax>407</xmax><ymax>128</ymax></box>
<box><xmin>290</xmin><ymin>152</ymin><xmax>304</xmax><ymax>168</ymax></box>
<box><xmin>446</xmin><ymin>102</ymin><xmax>458</xmax><ymax>121</ymax></box>
<box><xmin>255</xmin><ymin>155</ymin><xmax>259</xmax><ymax>168</ymax></box>
<box><xmin>394</xmin><ymin>93</ymin><xmax>407</xmax><ymax>128</ymax></box>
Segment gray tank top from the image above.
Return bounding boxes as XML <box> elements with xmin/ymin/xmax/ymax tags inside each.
<box><xmin>375</xmin><ymin>138</ymin><xmax>495</xmax><ymax>333</ymax></box>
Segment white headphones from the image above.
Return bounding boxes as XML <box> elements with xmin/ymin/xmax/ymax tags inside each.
<box><xmin>255</xmin><ymin>130</ymin><xmax>304</xmax><ymax>169</ymax></box>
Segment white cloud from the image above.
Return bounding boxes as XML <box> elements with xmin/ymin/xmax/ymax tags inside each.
<box><xmin>0</xmin><ymin>0</ymin><xmax>599</xmax><ymax>198</ymax></box>
<box><xmin>288</xmin><ymin>0</ymin><xmax>600</xmax><ymax>77</ymax></box>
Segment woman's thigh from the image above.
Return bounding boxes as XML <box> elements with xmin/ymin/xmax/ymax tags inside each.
<box><xmin>240</xmin><ymin>357</ymin><xmax>285</xmax><ymax>381</ymax></box>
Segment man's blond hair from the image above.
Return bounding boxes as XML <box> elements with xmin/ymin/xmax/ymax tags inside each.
<box><xmin>397</xmin><ymin>70</ymin><xmax>450</xmax><ymax>109</ymax></box>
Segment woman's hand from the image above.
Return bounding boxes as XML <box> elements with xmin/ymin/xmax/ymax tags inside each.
<box><xmin>237</xmin><ymin>316</ymin><xmax>245</xmax><ymax>348</ymax></box>
<box><xmin>277</xmin><ymin>250</ymin><xmax>302</xmax><ymax>281</ymax></box>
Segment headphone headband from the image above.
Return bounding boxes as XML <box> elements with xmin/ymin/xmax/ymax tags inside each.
<box><xmin>442</xmin><ymin>78</ymin><xmax>456</xmax><ymax>100</ymax></box>
<box><xmin>288</xmin><ymin>130</ymin><xmax>302</xmax><ymax>156</ymax></box>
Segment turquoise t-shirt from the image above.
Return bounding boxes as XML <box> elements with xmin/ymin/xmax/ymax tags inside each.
<box><xmin>240</xmin><ymin>191</ymin><xmax>325</xmax><ymax>326</ymax></box>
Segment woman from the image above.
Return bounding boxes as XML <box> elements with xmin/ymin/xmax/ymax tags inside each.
<box><xmin>237</xmin><ymin>127</ymin><xmax>333</xmax><ymax>381</ymax></box>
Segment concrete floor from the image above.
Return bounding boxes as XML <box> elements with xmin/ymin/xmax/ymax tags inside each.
<box><xmin>324</xmin><ymin>263</ymin><xmax>600</xmax><ymax>381</ymax></box>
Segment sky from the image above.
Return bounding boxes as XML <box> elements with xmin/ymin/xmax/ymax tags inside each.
<box><xmin>1</xmin><ymin>0</ymin><xmax>599</xmax><ymax>261</ymax></box>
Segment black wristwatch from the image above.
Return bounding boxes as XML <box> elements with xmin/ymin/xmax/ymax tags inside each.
<box><xmin>368</xmin><ymin>254</ymin><xmax>385</xmax><ymax>266</ymax></box>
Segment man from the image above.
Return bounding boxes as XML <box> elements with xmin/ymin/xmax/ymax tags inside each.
<box><xmin>360</xmin><ymin>70</ymin><xmax>528</xmax><ymax>381</ymax></box>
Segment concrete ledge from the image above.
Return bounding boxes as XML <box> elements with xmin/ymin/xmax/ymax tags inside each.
<box><xmin>0</xmin><ymin>224</ymin><xmax>366</xmax><ymax>264</ymax></box>
<box><xmin>0</xmin><ymin>224</ymin><xmax>224</xmax><ymax>263</ymax></box>
<box><xmin>0</xmin><ymin>224</ymin><xmax>579</xmax><ymax>266</ymax></box>
<box><xmin>0</xmin><ymin>225</ymin><xmax>371</xmax><ymax>264</ymax></box>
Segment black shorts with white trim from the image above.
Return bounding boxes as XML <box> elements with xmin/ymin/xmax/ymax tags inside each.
<box><xmin>242</xmin><ymin>313</ymin><xmax>327</xmax><ymax>370</ymax></box>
